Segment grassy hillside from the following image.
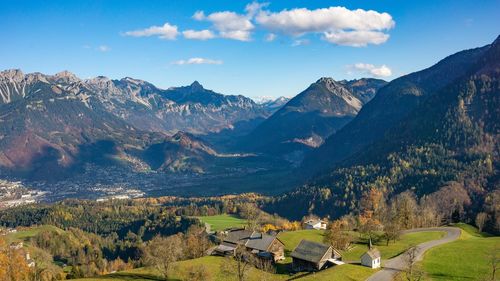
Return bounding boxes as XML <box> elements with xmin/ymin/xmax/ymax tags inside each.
<box><xmin>422</xmin><ymin>224</ymin><xmax>500</xmax><ymax>281</ymax></box>
<box><xmin>73</xmin><ymin>255</ymin><xmax>375</xmax><ymax>281</ymax></box>
<box><xmin>4</xmin><ymin>225</ymin><xmax>63</xmax><ymax>244</ymax></box>
<box><xmin>277</xmin><ymin>229</ymin><xmax>445</xmax><ymax>262</ymax></box>
<box><xmin>196</xmin><ymin>214</ymin><xmax>246</xmax><ymax>231</ymax></box>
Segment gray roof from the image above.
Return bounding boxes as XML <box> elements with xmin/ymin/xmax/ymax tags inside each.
<box><xmin>223</xmin><ymin>229</ymin><xmax>253</xmax><ymax>245</ymax></box>
<box><xmin>246</xmin><ymin>232</ymin><xmax>278</xmax><ymax>251</ymax></box>
<box><xmin>362</xmin><ymin>248</ymin><xmax>381</xmax><ymax>259</ymax></box>
<box><xmin>291</xmin><ymin>240</ymin><xmax>332</xmax><ymax>263</ymax></box>
<box><xmin>222</xmin><ymin>229</ymin><xmax>280</xmax><ymax>252</ymax></box>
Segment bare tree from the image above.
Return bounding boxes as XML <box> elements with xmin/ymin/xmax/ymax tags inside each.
<box><xmin>488</xmin><ymin>245</ymin><xmax>499</xmax><ymax>281</ymax></box>
<box><xmin>476</xmin><ymin>212</ymin><xmax>488</xmax><ymax>233</ymax></box>
<box><xmin>183</xmin><ymin>264</ymin><xmax>212</xmax><ymax>281</ymax></box>
<box><xmin>220</xmin><ymin>244</ymin><xmax>255</xmax><ymax>281</ymax></box>
<box><xmin>382</xmin><ymin>222</ymin><xmax>401</xmax><ymax>246</ymax></box>
<box><xmin>144</xmin><ymin>234</ymin><xmax>183</xmax><ymax>280</ymax></box>
<box><xmin>399</xmin><ymin>246</ymin><xmax>425</xmax><ymax>281</ymax></box>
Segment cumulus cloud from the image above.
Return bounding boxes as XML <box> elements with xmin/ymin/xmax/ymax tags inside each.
<box><xmin>197</xmin><ymin>11</ymin><xmax>254</xmax><ymax>41</ymax></box>
<box><xmin>125</xmin><ymin>3</ymin><xmax>394</xmax><ymax>46</ymax></box>
<box><xmin>183</xmin><ymin>29</ymin><xmax>216</xmax><ymax>40</ymax></box>
<box><xmin>323</xmin><ymin>30</ymin><xmax>389</xmax><ymax>47</ymax></box>
<box><xmin>349</xmin><ymin>63</ymin><xmax>392</xmax><ymax>77</ymax></box>
<box><xmin>245</xmin><ymin>1</ymin><xmax>269</xmax><ymax>17</ymax></box>
<box><xmin>124</xmin><ymin>22</ymin><xmax>179</xmax><ymax>40</ymax></box>
<box><xmin>172</xmin><ymin>57</ymin><xmax>223</xmax><ymax>65</ymax></box>
<box><xmin>255</xmin><ymin>6</ymin><xmax>394</xmax><ymax>46</ymax></box>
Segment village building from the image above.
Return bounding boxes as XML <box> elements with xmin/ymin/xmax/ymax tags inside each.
<box><xmin>361</xmin><ymin>248</ymin><xmax>381</xmax><ymax>268</ymax></box>
<box><xmin>291</xmin><ymin>239</ymin><xmax>343</xmax><ymax>272</ymax></box>
<box><xmin>213</xmin><ymin>228</ymin><xmax>285</xmax><ymax>261</ymax></box>
<box><xmin>303</xmin><ymin>219</ymin><xmax>327</xmax><ymax>230</ymax></box>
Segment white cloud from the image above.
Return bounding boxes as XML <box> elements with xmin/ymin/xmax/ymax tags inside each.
<box><xmin>97</xmin><ymin>45</ymin><xmax>111</xmax><ymax>52</ymax></box>
<box><xmin>245</xmin><ymin>1</ymin><xmax>269</xmax><ymax>17</ymax></box>
<box><xmin>265</xmin><ymin>33</ymin><xmax>276</xmax><ymax>42</ymax></box>
<box><xmin>124</xmin><ymin>22</ymin><xmax>179</xmax><ymax>40</ymax></box>
<box><xmin>183</xmin><ymin>29</ymin><xmax>216</xmax><ymax>40</ymax></box>
<box><xmin>255</xmin><ymin>6</ymin><xmax>394</xmax><ymax>46</ymax></box>
<box><xmin>172</xmin><ymin>57</ymin><xmax>223</xmax><ymax>65</ymax></box>
<box><xmin>125</xmin><ymin>3</ymin><xmax>394</xmax><ymax>46</ymax></box>
<box><xmin>203</xmin><ymin>11</ymin><xmax>254</xmax><ymax>41</ymax></box>
<box><xmin>193</xmin><ymin>11</ymin><xmax>206</xmax><ymax>21</ymax></box>
<box><xmin>323</xmin><ymin>30</ymin><xmax>389</xmax><ymax>47</ymax></box>
<box><xmin>291</xmin><ymin>39</ymin><xmax>310</xmax><ymax>47</ymax></box>
<box><xmin>192</xmin><ymin>3</ymin><xmax>262</xmax><ymax>42</ymax></box>
<box><xmin>349</xmin><ymin>63</ymin><xmax>392</xmax><ymax>77</ymax></box>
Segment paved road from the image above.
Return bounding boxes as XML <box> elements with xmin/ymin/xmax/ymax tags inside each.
<box><xmin>366</xmin><ymin>227</ymin><xmax>461</xmax><ymax>281</ymax></box>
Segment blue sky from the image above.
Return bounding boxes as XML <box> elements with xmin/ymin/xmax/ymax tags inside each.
<box><xmin>0</xmin><ymin>0</ymin><xmax>499</xmax><ymax>100</ymax></box>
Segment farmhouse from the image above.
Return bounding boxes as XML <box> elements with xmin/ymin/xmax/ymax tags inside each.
<box><xmin>304</xmin><ymin>219</ymin><xmax>327</xmax><ymax>230</ymax></box>
<box><xmin>214</xmin><ymin>228</ymin><xmax>285</xmax><ymax>261</ymax></box>
<box><xmin>291</xmin><ymin>239</ymin><xmax>342</xmax><ymax>272</ymax></box>
<box><xmin>361</xmin><ymin>248</ymin><xmax>381</xmax><ymax>269</ymax></box>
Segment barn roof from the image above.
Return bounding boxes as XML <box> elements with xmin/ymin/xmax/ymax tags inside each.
<box><xmin>291</xmin><ymin>240</ymin><xmax>332</xmax><ymax>264</ymax></box>
<box><xmin>222</xmin><ymin>229</ymin><xmax>280</xmax><ymax>252</ymax></box>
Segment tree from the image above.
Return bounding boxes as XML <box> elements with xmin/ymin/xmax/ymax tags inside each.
<box><xmin>488</xmin><ymin>245</ymin><xmax>499</xmax><ymax>281</ymax></box>
<box><xmin>144</xmin><ymin>234</ymin><xmax>183</xmax><ymax>280</ymax></box>
<box><xmin>397</xmin><ymin>246</ymin><xmax>425</xmax><ymax>281</ymax></box>
<box><xmin>393</xmin><ymin>191</ymin><xmax>418</xmax><ymax>229</ymax></box>
<box><xmin>183</xmin><ymin>264</ymin><xmax>211</xmax><ymax>281</ymax></box>
<box><xmin>382</xmin><ymin>221</ymin><xmax>400</xmax><ymax>246</ymax></box>
<box><xmin>239</xmin><ymin>203</ymin><xmax>261</xmax><ymax>231</ymax></box>
<box><xmin>220</xmin><ymin>244</ymin><xmax>255</xmax><ymax>281</ymax></box>
<box><xmin>0</xmin><ymin>237</ymin><xmax>30</xmax><ymax>281</ymax></box>
<box><xmin>324</xmin><ymin>219</ymin><xmax>353</xmax><ymax>250</ymax></box>
<box><xmin>184</xmin><ymin>225</ymin><xmax>211</xmax><ymax>259</ymax></box>
<box><xmin>476</xmin><ymin>212</ymin><xmax>488</xmax><ymax>233</ymax></box>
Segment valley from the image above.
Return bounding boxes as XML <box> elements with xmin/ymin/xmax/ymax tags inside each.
<box><xmin>0</xmin><ymin>1</ymin><xmax>499</xmax><ymax>280</ymax></box>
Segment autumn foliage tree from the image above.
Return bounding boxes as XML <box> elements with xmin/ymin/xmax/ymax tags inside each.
<box><xmin>0</xmin><ymin>238</ymin><xmax>30</xmax><ymax>281</ymax></box>
<box><xmin>324</xmin><ymin>219</ymin><xmax>353</xmax><ymax>250</ymax></box>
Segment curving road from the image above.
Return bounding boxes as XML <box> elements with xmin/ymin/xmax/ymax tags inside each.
<box><xmin>366</xmin><ymin>227</ymin><xmax>461</xmax><ymax>281</ymax></box>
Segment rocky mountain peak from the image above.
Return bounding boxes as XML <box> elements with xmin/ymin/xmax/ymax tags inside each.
<box><xmin>52</xmin><ymin>70</ymin><xmax>80</xmax><ymax>84</ymax></box>
<box><xmin>0</xmin><ymin>69</ymin><xmax>25</xmax><ymax>82</ymax></box>
<box><xmin>189</xmin><ymin>81</ymin><xmax>204</xmax><ymax>92</ymax></box>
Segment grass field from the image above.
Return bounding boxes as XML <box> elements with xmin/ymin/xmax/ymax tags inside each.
<box><xmin>422</xmin><ymin>224</ymin><xmax>500</xmax><ymax>281</ymax></box>
<box><xmin>277</xmin><ymin>229</ymin><xmax>445</xmax><ymax>262</ymax></box>
<box><xmin>196</xmin><ymin>214</ymin><xmax>246</xmax><ymax>231</ymax></box>
<box><xmin>74</xmin><ymin>255</ymin><xmax>375</xmax><ymax>281</ymax></box>
<box><xmin>19</xmin><ymin>225</ymin><xmax>458</xmax><ymax>281</ymax></box>
<box><xmin>4</xmin><ymin>225</ymin><xmax>63</xmax><ymax>244</ymax></box>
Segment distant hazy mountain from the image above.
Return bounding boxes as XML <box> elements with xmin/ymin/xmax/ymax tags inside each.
<box><xmin>239</xmin><ymin>77</ymin><xmax>386</xmax><ymax>158</ymax></box>
<box><xmin>266</xmin><ymin>36</ymin><xmax>500</xmax><ymax>220</ymax></box>
<box><xmin>258</xmin><ymin>96</ymin><xmax>290</xmax><ymax>112</ymax></box>
<box><xmin>0</xmin><ymin>70</ymin><xmax>269</xmax><ymax>135</ymax></box>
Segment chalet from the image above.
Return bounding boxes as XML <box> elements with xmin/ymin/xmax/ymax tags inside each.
<box><xmin>214</xmin><ymin>228</ymin><xmax>285</xmax><ymax>261</ymax></box>
<box><xmin>291</xmin><ymin>240</ymin><xmax>342</xmax><ymax>272</ymax></box>
<box><xmin>361</xmin><ymin>248</ymin><xmax>381</xmax><ymax>269</ymax></box>
<box><xmin>304</xmin><ymin>219</ymin><xmax>327</xmax><ymax>230</ymax></box>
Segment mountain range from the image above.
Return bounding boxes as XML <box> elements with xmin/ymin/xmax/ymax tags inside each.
<box><xmin>0</xmin><ymin>36</ymin><xmax>498</xmax><ymax>208</ymax></box>
<box><xmin>239</xmin><ymin>78</ymin><xmax>386</xmax><ymax>158</ymax></box>
<box><xmin>266</xmin><ymin>35</ymin><xmax>500</xmax><ymax>220</ymax></box>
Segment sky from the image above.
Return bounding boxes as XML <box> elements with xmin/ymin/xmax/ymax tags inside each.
<box><xmin>0</xmin><ymin>0</ymin><xmax>499</xmax><ymax>100</ymax></box>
